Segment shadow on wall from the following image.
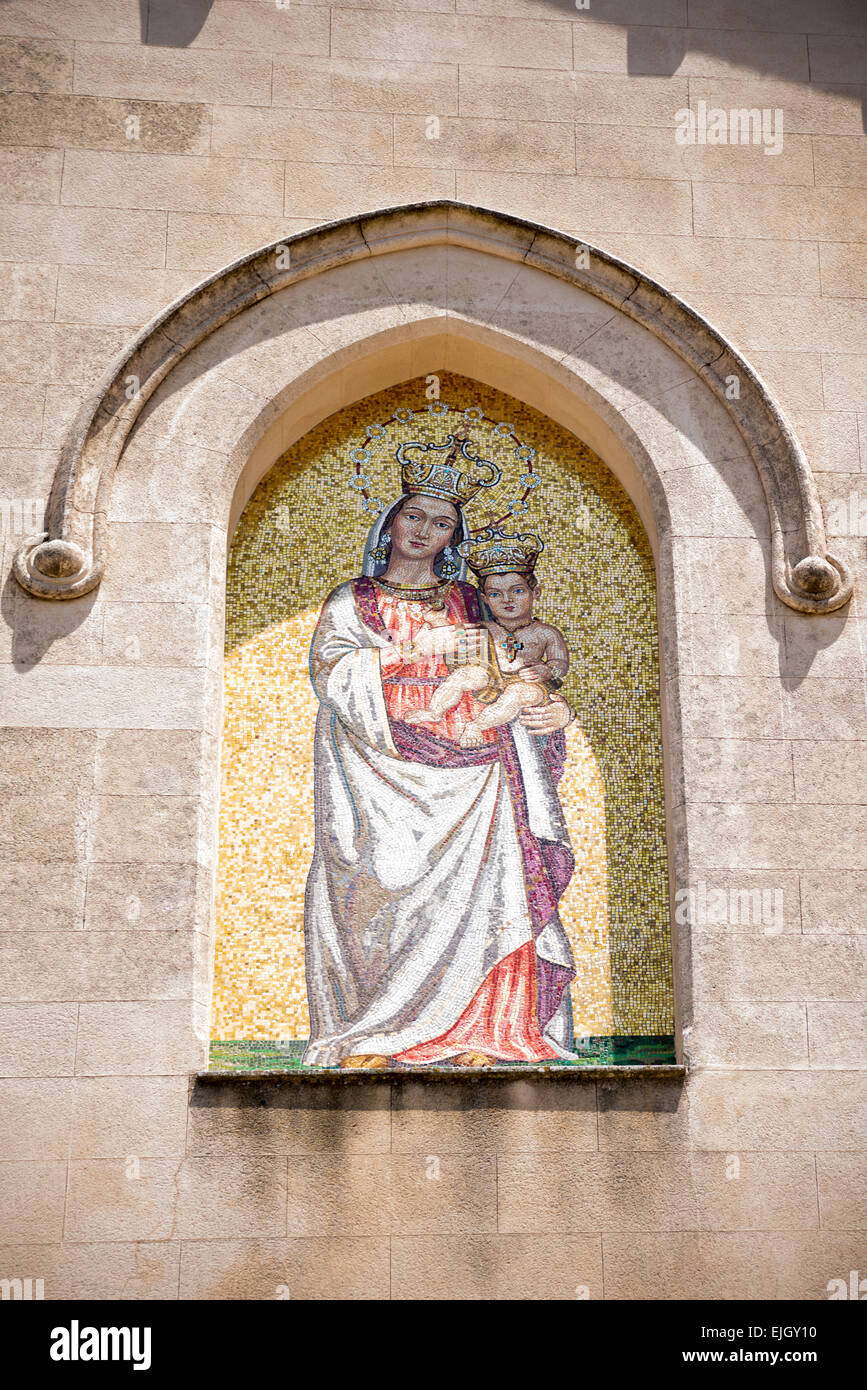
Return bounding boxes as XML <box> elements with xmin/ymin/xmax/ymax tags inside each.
<box><xmin>139</xmin><ymin>0</ymin><xmax>216</xmax><ymax>47</ymax></box>
<box><xmin>540</xmin><ymin>0</ymin><xmax>867</xmax><ymax>128</ymax></box>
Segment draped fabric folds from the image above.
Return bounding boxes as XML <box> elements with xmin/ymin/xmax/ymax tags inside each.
<box><xmin>301</xmin><ymin>578</ymin><xmax>577</xmax><ymax>1067</ymax></box>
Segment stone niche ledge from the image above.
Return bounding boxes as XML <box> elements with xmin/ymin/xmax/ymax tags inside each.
<box><xmin>196</xmin><ymin>1065</ymin><xmax>687</xmax><ymax>1086</ymax></box>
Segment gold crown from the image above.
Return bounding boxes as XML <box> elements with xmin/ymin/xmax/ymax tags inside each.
<box><xmin>458</xmin><ymin>527</ymin><xmax>544</xmax><ymax>578</ymax></box>
<box><xmin>396</xmin><ymin>435</ymin><xmax>501</xmax><ymax>507</ymax></box>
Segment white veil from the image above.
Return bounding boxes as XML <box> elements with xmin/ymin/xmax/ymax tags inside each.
<box><xmin>361</xmin><ymin>495</ymin><xmax>471</xmax><ymax>582</ymax></box>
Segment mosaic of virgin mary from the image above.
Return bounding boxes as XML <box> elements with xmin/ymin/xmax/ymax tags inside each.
<box><xmin>302</xmin><ymin>435</ymin><xmax>578</xmax><ymax>1068</ymax></box>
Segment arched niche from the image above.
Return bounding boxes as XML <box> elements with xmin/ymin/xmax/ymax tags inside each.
<box><xmin>8</xmin><ymin>201</ymin><xmax>853</xmax><ymax>1067</ymax></box>
<box><xmin>214</xmin><ymin>372</ymin><xmax>673</xmax><ymax>1068</ymax></box>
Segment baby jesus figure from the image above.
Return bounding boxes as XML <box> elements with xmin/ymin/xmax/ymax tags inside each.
<box><xmin>404</xmin><ymin>530</ymin><xmax>570</xmax><ymax>748</ymax></box>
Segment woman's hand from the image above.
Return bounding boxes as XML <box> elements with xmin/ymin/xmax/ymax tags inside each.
<box><xmin>519</xmin><ymin>697</ymin><xmax>571</xmax><ymax>735</ymax></box>
<box><xmin>379</xmin><ymin>640</ymin><xmax>406</xmax><ymax>671</ymax></box>
<box><xmin>413</xmin><ymin>623</ymin><xmax>463</xmax><ymax>658</ymax></box>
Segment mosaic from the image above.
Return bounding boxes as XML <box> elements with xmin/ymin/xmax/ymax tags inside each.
<box><xmin>211</xmin><ymin>374</ymin><xmax>674</xmax><ymax>1072</ymax></box>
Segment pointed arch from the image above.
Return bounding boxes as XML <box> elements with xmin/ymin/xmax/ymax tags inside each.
<box><xmin>12</xmin><ymin>200</ymin><xmax>851</xmax><ymax>614</ymax></box>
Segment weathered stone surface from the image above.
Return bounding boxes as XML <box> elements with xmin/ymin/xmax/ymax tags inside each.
<box><xmin>100</xmin><ymin>603</ymin><xmax>211</xmax><ymax>670</ymax></box>
<box><xmin>694</xmin><ymin>184</ymin><xmax>867</xmax><ymax>241</ymax></box>
<box><xmin>674</xmin><ymin>869</ymin><xmax>802</xmax><ymax>934</ymax></box>
<box><xmin>603</xmin><ymin>1232</ymin><xmax>866</xmax><ymax>1300</ymax></box>
<box><xmin>0</xmin><ymin>92</ymin><xmax>211</xmax><ymax>154</ymax></box>
<box><xmin>606</xmin><ymin>234</ymin><xmax>820</xmax><ymax>298</ymax></box>
<box><xmin>687</xmin><ymin>1001</ymin><xmax>809</xmax><ymax>1069</ymax></box>
<box><xmin>688</xmin><ymin>73</ymin><xmax>865</xmax><ymax>135</ymax></box>
<box><xmin>73</xmin><ymin>42</ymin><xmax>272</xmax><ymax>105</ymax></box>
<box><xmin>71</xmin><ymin>1076</ymin><xmax>189</xmax><ymax>1159</ymax></box>
<box><xmin>0</xmin><ymin>792</ymin><xmax>82</xmax><ymax>860</ymax></box>
<box><xmin>94</xmin><ymin>729</ymin><xmax>204</xmax><ymax>798</ymax></box>
<box><xmin>0</xmin><ymin>863</ymin><xmax>85</xmax><ymax>932</ymax></box>
<box><xmin>283</xmin><ymin>162</ymin><xmax>455</xmax><ymax>220</ymax></box>
<box><xmin>0</xmin><ymin>1002</ymin><xmax>78</xmax><ymax>1076</ymax></box>
<box><xmin>682</xmin><ymin>738</ymin><xmax>793</xmax><ymax>804</ymax></box>
<box><xmin>457</xmin><ymin>171</ymin><xmax>693</xmax><ymax>235</ymax></box>
<box><xmin>793</xmin><ymin>740</ymin><xmax>867</xmax><ymax>803</ymax></box>
<box><xmin>165</xmin><ymin>213</ymin><xmax>310</xmax><ymax>274</ymax></box>
<box><xmin>75</xmin><ymin>1002</ymin><xmax>203</xmax><ymax>1076</ymax></box>
<box><xmin>54</xmin><ymin>266</ymin><xmax>200</xmax><ymax>328</ymax></box>
<box><xmin>0</xmin><ymin>1239</ymin><xmax>180</xmax><ymax>1299</ymax></box>
<box><xmin>178</xmin><ymin>1236</ymin><xmax>390</xmax><ymax>1300</ymax></box>
<box><xmin>807</xmin><ymin>1003</ymin><xmax>867</xmax><ymax>1069</ymax></box>
<box><xmin>0</xmin><ymin>1078</ymin><xmax>74</xmax><ymax>1159</ymax></box>
<box><xmin>497</xmin><ymin>1151</ymin><xmax>818</xmax><ymax>1233</ymax></box>
<box><xmin>801</xmin><ymin>873</ymin><xmax>867</xmax><ymax>934</ymax></box>
<box><xmin>64</xmin><ymin>1158</ymin><xmax>180</xmax><ymax>1242</ymax></box>
<box><xmin>822</xmin><ymin>353</ymin><xmax>867</xmax><ymax>411</ymax></box>
<box><xmin>693</xmin><ymin>931</ymin><xmax>865</xmax><ymax>1002</ymax></box>
<box><xmin>273</xmin><ymin>55</ymin><xmax>459</xmax><ymax>116</ymax></box>
<box><xmin>686</xmin><ymin>1070</ymin><xmax>867</xmax><ymax>1151</ymax></box>
<box><xmin>332</xmin><ymin>11</ymin><xmax>573</xmax><ymax>69</ymax></box>
<box><xmin>0</xmin><ymin>931</ymin><xmax>197</xmax><ymax>1002</ymax></box>
<box><xmin>285</xmin><ymin>1155</ymin><xmax>497</xmax><ymax>1236</ymax></box>
<box><xmin>391</xmin><ymin>1234</ymin><xmax>604</xmax><ymax>1301</ymax></box>
<box><xmin>0</xmin><ymin>262</ymin><xmax>56</xmax><ymax>320</ymax></box>
<box><xmin>816</xmin><ymin>1152</ymin><xmax>867</xmax><ymax>1229</ymax></box>
<box><xmin>682</xmin><ymin>802</ymin><xmax>867</xmax><ymax>870</ymax></box>
<box><xmin>0</xmin><ymin>145</ymin><xmax>61</xmax><ymax>203</ymax></box>
<box><xmin>0</xmin><ymin>1162</ymin><xmax>67</xmax><ymax>1242</ymax></box>
<box><xmin>394</xmin><ymin>117</ymin><xmax>575</xmax><ymax>175</ymax></box>
<box><xmin>84</xmin><ymin>863</ymin><xmax>200</xmax><ymax>931</ymax></box>
<box><xmin>814</xmin><ymin>136</ymin><xmax>867</xmax><ymax>189</ymax></box>
<box><xmin>147</xmin><ymin>0</ymin><xmax>330</xmax><ymax>55</ymax></box>
<box><xmin>390</xmin><ymin>1079</ymin><xmax>598</xmax><ymax>1153</ymax></box>
<box><xmin>186</xmin><ymin>1081</ymin><xmax>392</xmax><ymax>1156</ymax></box>
<box><xmin>0</xmin><ymin>37</ymin><xmax>72</xmax><ymax>93</ymax></box>
<box><xmin>212</xmin><ymin>106</ymin><xmax>392</xmax><ymax>166</ymax></box>
<box><xmin>61</xmin><ymin>150</ymin><xmax>284</xmax><ymax>215</ymax></box>
<box><xmin>0</xmin><ymin>1</ymin><xmax>141</xmax><ymax>44</ymax></box>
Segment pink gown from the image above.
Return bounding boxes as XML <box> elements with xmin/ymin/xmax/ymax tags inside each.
<box><xmin>372</xmin><ymin>583</ymin><xmax>559</xmax><ymax>1064</ymax></box>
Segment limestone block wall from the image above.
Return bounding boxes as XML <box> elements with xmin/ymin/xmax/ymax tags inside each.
<box><xmin>0</xmin><ymin>0</ymin><xmax>865</xmax><ymax>1300</ymax></box>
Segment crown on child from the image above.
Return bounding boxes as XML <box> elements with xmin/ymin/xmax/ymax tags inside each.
<box><xmin>396</xmin><ymin>435</ymin><xmax>501</xmax><ymax>507</ymax></box>
<box><xmin>458</xmin><ymin>527</ymin><xmax>544</xmax><ymax>578</ymax></box>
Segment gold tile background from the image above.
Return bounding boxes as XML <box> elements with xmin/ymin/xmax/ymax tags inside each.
<box><xmin>212</xmin><ymin>373</ymin><xmax>673</xmax><ymax>1040</ymax></box>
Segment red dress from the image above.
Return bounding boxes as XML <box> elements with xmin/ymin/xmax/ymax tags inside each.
<box><xmin>372</xmin><ymin>583</ymin><xmax>559</xmax><ymax>1064</ymax></box>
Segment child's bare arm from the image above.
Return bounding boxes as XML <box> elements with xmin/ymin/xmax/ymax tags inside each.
<box><xmin>542</xmin><ymin>624</ymin><xmax>569</xmax><ymax>681</ymax></box>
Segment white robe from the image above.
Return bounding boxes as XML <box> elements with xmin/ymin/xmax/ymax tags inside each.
<box><xmin>302</xmin><ymin>581</ymin><xmax>576</xmax><ymax>1065</ymax></box>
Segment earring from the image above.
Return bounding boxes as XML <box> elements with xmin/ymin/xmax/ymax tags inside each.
<box><xmin>370</xmin><ymin>532</ymin><xmax>390</xmax><ymax>564</ymax></box>
<box><xmin>439</xmin><ymin>545</ymin><xmax>459</xmax><ymax>579</ymax></box>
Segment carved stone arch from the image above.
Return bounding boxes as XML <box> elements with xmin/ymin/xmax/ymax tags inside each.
<box><xmin>12</xmin><ymin>200</ymin><xmax>853</xmax><ymax>616</ymax></box>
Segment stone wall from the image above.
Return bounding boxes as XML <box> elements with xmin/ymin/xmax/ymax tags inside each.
<box><xmin>0</xmin><ymin>0</ymin><xmax>864</xmax><ymax>1300</ymax></box>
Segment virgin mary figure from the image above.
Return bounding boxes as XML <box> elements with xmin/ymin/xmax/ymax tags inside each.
<box><xmin>302</xmin><ymin>435</ymin><xmax>577</xmax><ymax>1068</ymax></box>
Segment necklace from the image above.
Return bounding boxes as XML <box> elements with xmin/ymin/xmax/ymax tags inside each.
<box><xmin>374</xmin><ymin>576</ymin><xmax>452</xmax><ymax>605</ymax></box>
<box><xmin>495</xmin><ymin>619</ymin><xmax>534</xmax><ymax>662</ymax></box>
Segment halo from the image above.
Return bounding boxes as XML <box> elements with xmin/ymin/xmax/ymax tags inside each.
<box><xmin>346</xmin><ymin>399</ymin><xmax>544</xmax><ymax>529</ymax></box>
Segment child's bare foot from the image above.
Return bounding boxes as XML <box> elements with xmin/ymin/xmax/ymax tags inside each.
<box><xmin>459</xmin><ymin>723</ymin><xmax>484</xmax><ymax>747</ymax></box>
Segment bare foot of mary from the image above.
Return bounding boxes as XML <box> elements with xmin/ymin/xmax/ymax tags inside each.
<box><xmin>340</xmin><ymin>1054</ymin><xmax>390</xmax><ymax>1069</ymax></box>
<box><xmin>452</xmin><ymin>1051</ymin><xmax>496</xmax><ymax>1067</ymax></box>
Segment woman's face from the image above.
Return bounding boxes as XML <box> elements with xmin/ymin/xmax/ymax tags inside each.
<box><xmin>390</xmin><ymin>495</ymin><xmax>458</xmax><ymax>563</ymax></box>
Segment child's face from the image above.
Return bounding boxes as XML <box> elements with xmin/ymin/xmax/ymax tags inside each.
<box><xmin>482</xmin><ymin>573</ymin><xmax>538</xmax><ymax>623</ymax></box>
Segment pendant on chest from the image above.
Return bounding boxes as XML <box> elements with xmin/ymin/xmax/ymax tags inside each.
<box><xmin>501</xmin><ymin>634</ymin><xmax>524</xmax><ymax>662</ymax></box>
